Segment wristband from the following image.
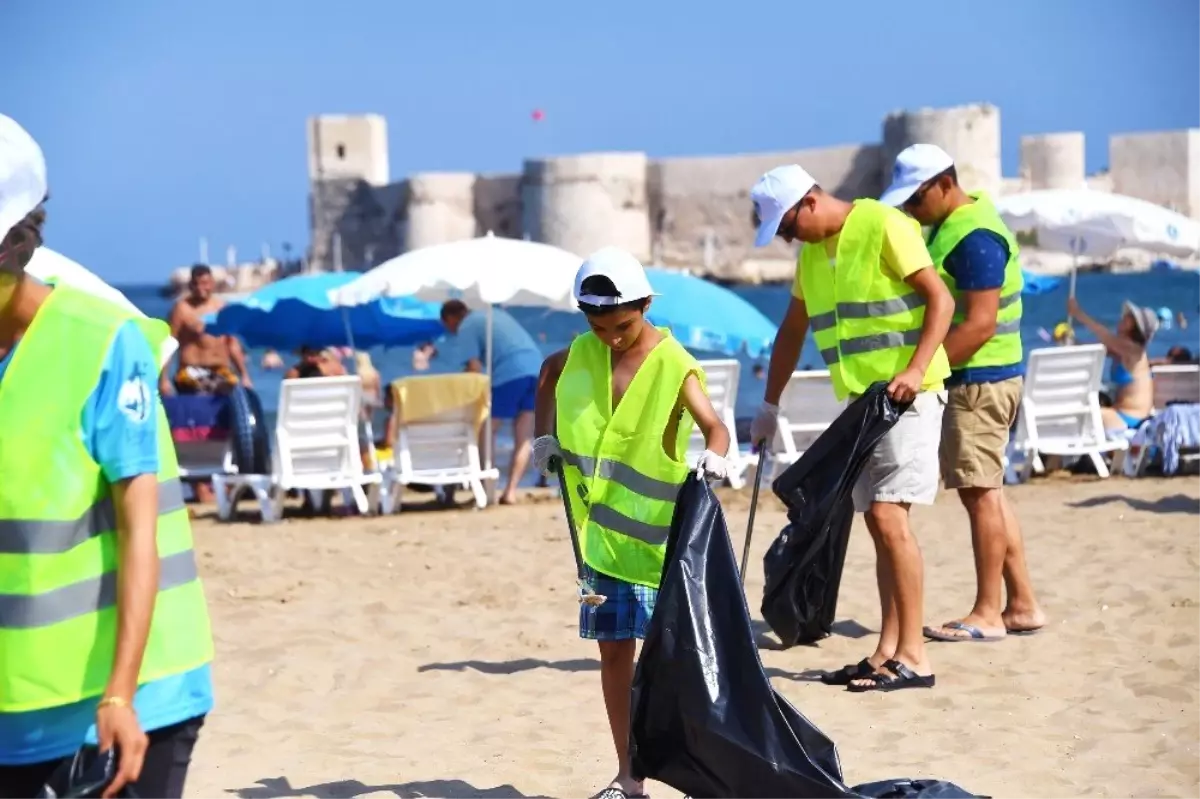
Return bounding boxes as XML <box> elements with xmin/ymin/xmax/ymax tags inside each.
<box><xmin>97</xmin><ymin>696</ymin><xmax>132</xmax><ymax>710</ymax></box>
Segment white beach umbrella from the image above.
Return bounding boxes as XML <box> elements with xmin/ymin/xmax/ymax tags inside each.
<box><xmin>329</xmin><ymin>231</ymin><xmax>581</xmax><ymax>310</ymax></box>
<box><xmin>329</xmin><ymin>232</ymin><xmax>584</xmax><ymax>499</ymax></box>
<box><xmin>26</xmin><ymin>246</ymin><xmax>179</xmax><ymax>369</ymax></box>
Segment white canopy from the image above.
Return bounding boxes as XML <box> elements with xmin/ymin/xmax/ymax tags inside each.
<box><xmin>329</xmin><ymin>232</ymin><xmax>582</xmax><ymax>310</ymax></box>
<box><xmin>26</xmin><ymin>246</ymin><xmax>179</xmax><ymax>368</ymax></box>
<box><xmin>994</xmin><ymin>189</ymin><xmax>1200</xmax><ymax>260</ymax></box>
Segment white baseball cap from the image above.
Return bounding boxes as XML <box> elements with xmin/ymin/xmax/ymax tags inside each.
<box><xmin>0</xmin><ymin>115</ymin><xmax>47</xmax><ymax>243</ymax></box>
<box><xmin>750</xmin><ymin>164</ymin><xmax>817</xmax><ymax>247</ymax></box>
<box><xmin>574</xmin><ymin>246</ymin><xmax>658</xmax><ymax>306</ymax></box>
<box><xmin>880</xmin><ymin>143</ymin><xmax>954</xmax><ymax>207</ymax></box>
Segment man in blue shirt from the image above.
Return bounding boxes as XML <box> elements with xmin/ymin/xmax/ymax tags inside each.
<box><xmin>441</xmin><ymin>300</ymin><xmax>544</xmax><ymax>504</ymax></box>
<box><xmin>881</xmin><ymin>144</ymin><xmax>1045</xmax><ymax>643</ymax></box>
<box><xmin>0</xmin><ymin>113</ymin><xmax>212</xmax><ymax>798</ymax></box>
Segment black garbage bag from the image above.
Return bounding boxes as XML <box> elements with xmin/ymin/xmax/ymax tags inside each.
<box><xmin>37</xmin><ymin>747</ymin><xmax>138</xmax><ymax>798</ymax></box>
<box><xmin>630</xmin><ymin>475</ymin><xmax>855</xmax><ymax>798</ymax></box>
<box><xmin>761</xmin><ymin>383</ymin><xmax>908</xmax><ymax>648</ymax></box>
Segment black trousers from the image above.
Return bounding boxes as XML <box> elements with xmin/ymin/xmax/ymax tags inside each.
<box><xmin>0</xmin><ymin>715</ymin><xmax>205</xmax><ymax>799</ymax></box>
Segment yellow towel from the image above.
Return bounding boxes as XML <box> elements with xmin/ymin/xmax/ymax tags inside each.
<box><xmin>390</xmin><ymin>373</ymin><xmax>491</xmax><ymax>434</ymax></box>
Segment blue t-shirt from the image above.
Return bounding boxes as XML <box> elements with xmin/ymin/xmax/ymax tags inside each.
<box><xmin>0</xmin><ymin>321</ymin><xmax>214</xmax><ymax>765</ymax></box>
<box><xmin>455</xmin><ymin>308</ymin><xmax>543</xmax><ymax>387</ymax></box>
<box><xmin>939</xmin><ymin>228</ymin><xmax>1024</xmax><ymax>385</ymax></box>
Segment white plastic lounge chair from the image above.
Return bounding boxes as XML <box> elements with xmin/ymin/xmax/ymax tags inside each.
<box><xmin>685</xmin><ymin>359</ymin><xmax>758</xmax><ymax>489</ymax></box>
<box><xmin>1010</xmin><ymin>344</ymin><xmax>1127</xmax><ymax>480</ymax></box>
<box><xmin>1152</xmin><ymin>364</ymin><xmax>1200</xmax><ymax>409</ymax></box>
<box><xmin>213</xmin><ymin>376</ymin><xmax>382</xmax><ymax>522</ymax></box>
<box><xmin>379</xmin><ymin>374</ymin><xmax>500</xmax><ymax>513</ymax></box>
<box><xmin>764</xmin><ymin>370</ymin><xmax>841</xmax><ymax>482</ymax></box>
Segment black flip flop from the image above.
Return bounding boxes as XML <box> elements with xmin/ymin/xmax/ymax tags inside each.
<box><xmin>846</xmin><ymin>659</ymin><xmax>935</xmax><ymax>693</ymax></box>
<box><xmin>820</xmin><ymin>658</ymin><xmax>874</xmax><ymax>686</ymax></box>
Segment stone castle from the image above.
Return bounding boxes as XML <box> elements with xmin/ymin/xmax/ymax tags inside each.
<box><xmin>306</xmin><ymin>102</ymin><xmax>1200</xmax><ymax>283</ymax></box>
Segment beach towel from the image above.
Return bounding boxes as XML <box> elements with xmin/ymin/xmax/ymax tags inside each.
<box><xmin>389</xmin><ymin>373</ymin><xmax>490</xmax><ymax>434</ymax></box>
<box><xmin>164</xmin><ymin>394</ymin><xmax>231</xmax><ymax>443</ymax></box>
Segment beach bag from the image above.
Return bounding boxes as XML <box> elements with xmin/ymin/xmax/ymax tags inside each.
<box><xmin>762</xmin><ymin>383</ymin><xmax>908</xmax><ymax>647</ymax></box>
<box><xmin>36</xmin><ymin>747</ymin><xmax>138</xmax><ymax>798</ymax></box>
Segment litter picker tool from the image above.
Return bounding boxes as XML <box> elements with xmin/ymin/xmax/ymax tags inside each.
<box><xmin>551</xmin><ymin>456</ymin><xmax>607</xmax><ymax>607</ymax></box>
<box><xmin>740</xmin><ymin>447</ymin><xmax>767</xmax><ymax>587</ymax></box>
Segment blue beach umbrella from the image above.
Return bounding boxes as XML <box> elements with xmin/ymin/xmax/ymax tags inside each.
<box><xmin>643</xmin><ymin>268</ymin><xmax>776</xmax><ymax>357</ymax></box>
<box><xmin>205</xmin><ymin>272</ymin><xmax>444</xmax><ymax>349</ymax></box>
<box><xmin>1020</xmin><ymin>269</ymin><xmax>1063</xmax><ymax>296</ymax></box>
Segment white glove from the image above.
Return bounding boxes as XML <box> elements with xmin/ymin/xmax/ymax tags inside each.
<box><xmin>748</xmin><ymin>402</ymin><xmax>780</xmax><ymax>448</ymax></box>
<box><xmin>695</xmin><ymin>450</ymin><xmax>729</xmax><ymax>481</ymax></box>
<box><xmin>532</xmin><ymin>435</ymin><xmax>563</xmax><ymax>475</ymax></box>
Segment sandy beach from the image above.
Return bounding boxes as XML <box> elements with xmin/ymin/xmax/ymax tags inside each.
<box><xmin>183</xmin><ymin>475</ymin><xmax>1199</xmax><ymax>799</ymax></box>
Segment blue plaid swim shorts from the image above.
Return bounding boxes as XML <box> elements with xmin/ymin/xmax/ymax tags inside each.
<box><xmin>578</xmin><ymin>565</ymin><xmax>658</xmax><ymax>641</ymax></box>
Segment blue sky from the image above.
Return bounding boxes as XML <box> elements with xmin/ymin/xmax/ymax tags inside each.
<box><xmin>2</xmin><ymin>0</ymin><xmax>1197</xmax><ymax>283</ymax></box>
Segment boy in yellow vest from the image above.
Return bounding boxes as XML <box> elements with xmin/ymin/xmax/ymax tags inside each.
<box><xmin>881</xmin><ymin>144</ymin><xmax>1044</xmax><ymax>642</ymax></box>
<box><xmin>531</xmin><ymin>247</ymin><xmax>731</xmax><ymax>799</ymax></box>
<box><xmin>0</xmin><ymin>115</ymin><xmax>213</xmax><ymax>798</ymax></box>
<box><xmin>748</xmin><ymin>164</ymin><xmax>954</xmax><ymax>693</ymax></box>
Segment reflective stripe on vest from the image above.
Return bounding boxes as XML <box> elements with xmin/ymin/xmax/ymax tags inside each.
<box><xmin>799</xmin><ymin>200</ymin><xmax>951</xmax><ymax>399</ymax></box>
<box><xmin>555</xmin><ymin>330</ymin><xmax>700</xmax><ymax>587</ymax></box>
<box><xmin>927</xmin><ymin>192</ymin><xmax>1024</xmax><ymax>370</ymax></box>
<box><xmin>0</xmin><ymin>286</ymin><xmax>214</xmax><ymax>713</ymax></box>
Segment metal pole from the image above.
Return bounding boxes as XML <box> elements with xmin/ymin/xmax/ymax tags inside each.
<box><xmin>484</xmin><ymin>303</ymin><xmax>496</xmax><ymax>504</ymax></box>
<box><xmin>740</xmin><ymin>449</ymin><xmax>768</xmax><ymax>587</ymax></box>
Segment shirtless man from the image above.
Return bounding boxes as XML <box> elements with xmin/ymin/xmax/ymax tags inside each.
<box><xmin>161</xmin><ymin>265</ymin><xmax>251</xmax><ymax>396</ymax></box>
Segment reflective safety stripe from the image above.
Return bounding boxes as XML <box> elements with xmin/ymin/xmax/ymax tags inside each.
<box><xmin>954</xmin><ymin>291</ymin><xmax>1021</xmax><ymax>314</ymax></box>
<box><xmin>836</xmin><ymin>293</ymin><xmax>924</xmax><ymax>319</ymax></box>
<box><xmin>0</xmin><ymin>478</ymin><xmax>186</xmax><ymax>555</ymax></box>
<box><xmin>841</xmin><ymin>328</ymin><xmax>922</xmax><ymax>356</ymax></box>
<box><xmin>560</xmin><ymin>450</ymin><xmax>681</xmax><ymax>503</ymax></box>
<box><xmin>820</xmin><ymin>347</ymin><xmax>840</xmax><ymax>366</ymax></box>
<box><xmin>0</xmin><ymin>548</ymin><xmax>198</xmax><ymax>630</ymax></box>
<box><xmin>588</xmin><ymin>503</ymin><xmax>671</xmax><ymax>546</ymax></box>
<box><xmin>810</xmin><ymin>311</ymin><xmax>837</xmax><ymax>332</ymax></box>
<box><xmin>949</xmin><ymin>318</ymin><xmax>1021</xmax><ymax>336</ymax></box>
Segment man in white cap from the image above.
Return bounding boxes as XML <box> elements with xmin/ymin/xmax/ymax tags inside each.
<box><xmin>880</xmin><ymin>144</ymin><xmax>1045</xmax><ymax>643</ymax></box>
<box><xmin>0</xmin><ymin>115</ymin><xmax>213</xmax><ymax>798</ymax></box>
<box><xmin>530</xmin><ymin>246</ymin><xmax>731</xmax><ymax>798</ymax></box>
<box><xmin>748</xmin><ymin>165</ymin><xmax>954</xmax><ymax>692</ymax></box>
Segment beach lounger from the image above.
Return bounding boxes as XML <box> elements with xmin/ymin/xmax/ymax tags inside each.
<box><xmin>686</xmin><ymin>359</ymin><xmax>758</xmax><ymax>489</ymax></box>
<box><xmin>213</xmin><ymin>375</ymin><xmax>381</xmax><ymax>522</ymax></box>
<box><xmin>764</xmin><ymin>370</ymin><xmax>841</xmax><ymax>482</ymax></box>
<box><xmin>1010</xmin><ymin>344</ymin><xmax>1128</xmax><ymax>480</ymax></box>
<box><xmin>379</xmin><ymin>373</ymin><xmax>500</xmax><ymax>513</ymax></box>
<box><xmin>1124</xmin><ymin>364</ymin><xmax>1200</xmax><ymax>476</ymax></box>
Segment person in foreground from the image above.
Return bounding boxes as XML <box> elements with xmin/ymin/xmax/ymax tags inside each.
<box><xmin>441</xmin><ymin>299</ymin><xmax>543</xmax><ymax>504</ymax></box>
<box><xmin>748</xmin><ymin>164</ymin><xmax>954</xmax><ymax>693</ymax></box>
<box><xmin>0</xmin><ymin>115</ymin><xmax>215</xmax><ymax>799</ymax></box>
<box><xmin>880</xmin><ymin>144</ymin><xmax>1045</xmax><ymax>642</ymax></box>
<box><xmin>531</xmin><ymin>247</ymin><xmax>731</xmax><ymax>799</ymax></box>
<box><xmin>1068</xmin><ymin>296</ymin><xmax>1158</xmax><ymax>431</ymax></box>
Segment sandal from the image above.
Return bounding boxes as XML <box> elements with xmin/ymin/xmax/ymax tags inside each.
<box><xmin>593</xmin><ymin>789</ymin><xmax>649</xmax><ymax>799</ymax></box>
<box><xmin>846</xmin><ymin>659</ymin><xmax>935</xmax><ymax>693</ymax></box>
<box><xmin>820</xmin><ymin>658</ymin><xmax>874</xmax><ymax>686</ymax></box>
<box><xmin>924</xmin><ymin>620</ymin><xmax>1005</xmax><ymax>643</ymax></box>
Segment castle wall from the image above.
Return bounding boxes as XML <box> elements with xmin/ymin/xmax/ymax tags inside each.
<box><xmin>521</xmin><ymin>152</ymin><xmax>651</xmax><ymax>260</ymax></box>
<box><xmin>1020</xmin><ymin>132</ymin><xmax>1086</xmax><ymax>190</ymax></box>
<box><xmin>473</xmin><ymin>173</ymin><xmax>523</xmax><ymax>239</ymax></box>
<box><xmin>306</xmin><ymin>115</ymin><xmax>389</xmax><ymax>186</ymax></box>
<box><xmin>401</xmin><ymin>172</ymin><xmax>477</xmax><ymax>251</ymax></box>
<box><xmin>1110</xmin><ymin>129</ymin><xmax>1200</xmax><ymax>218</ymax></box>
<box><xmin>882</xmin><ymin>103</ymin><xmax>1002</xmax><ymax>196</ymax></box>
<box><xmin>649</xmin><ymin>144</ymin><xmax>883</xmax><ymax>281</ymax></box>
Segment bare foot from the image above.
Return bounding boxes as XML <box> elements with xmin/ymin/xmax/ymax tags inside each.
<box><xmin>1002</xmin><ymin>606</ymin><xmax>1046</xmax><ymax>634</ymax></box>
<box><xmin>923</xmin><ymin>617</ymin><xmax>1006</xmax><ymax>642</ymax></box>
<box><xmin>498</xmin><ymin>493</ymin><xmax>520</xmax><ymax>505</ymax></box>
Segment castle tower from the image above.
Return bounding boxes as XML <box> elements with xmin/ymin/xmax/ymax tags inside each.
<box><xmin>1020</xmin><ymin>132</ymin><xmax>1086</xmax><ymax>190</ymax></box>
<box><xmin>521</xmin><ymin>152</ymin><xmax>651</xmax><ymax>261</ymax></box>
<box><xmin>307</xmin><ymin>114</ymin><xmax>390</xmax><ymax>270</ymax></box>
<box><xmin>401</xmin><ymin>172</ymin><xmax>478</xmax><ymax>251</ymax></box>
<box><xmin>881</xmin><ymin>103</ymin><xmax>1002</xmax><ymax>197</ymax></box>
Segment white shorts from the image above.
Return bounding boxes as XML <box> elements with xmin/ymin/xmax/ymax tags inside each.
<box><xmin>852</xmin><ymin>390</ymin><xmax>947</xmax><ymax>513</ymax></box>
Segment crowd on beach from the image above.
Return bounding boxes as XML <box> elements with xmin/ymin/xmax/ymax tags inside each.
<box><xmin>1</xmin><ymin>104</ymin><xmax>1196</xmax><ymax>799</ymax></box>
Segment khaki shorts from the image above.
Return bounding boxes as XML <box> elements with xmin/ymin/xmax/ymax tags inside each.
<box><xmin>852</xmin><ymin>390</ymin><xmax>947</xmax><ymax>513</ymax></box>
<box><xmin>939</xmin><ymin>377</ymin><xmax>1023</xmax><ymax>489</ymax></box>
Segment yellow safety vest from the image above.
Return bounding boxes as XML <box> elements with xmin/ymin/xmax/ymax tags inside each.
<box><xmin>0</xmin><ymin>287</ymin><xmax>214</xmax><ymax>713</ymax></box>
<box><xmin>799</xmin><ymin>199</ymin><xmax>951</xmax><ymax>401</ymax></box>
<box><xmin>926</xmin><ymin>191</ymin><xmax>1024</xmax><ymax>371</ymax></box>
<box><xmin>556</xmin><ymin>330</ymin><xmax>701</xmax><ymax>589</ymax></box>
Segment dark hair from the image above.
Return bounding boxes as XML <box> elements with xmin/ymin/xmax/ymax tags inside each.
<box><xmin>440</xmin><ymin>299</ymin><xmax>468</xmax><ymax>321</ymax></box>
<box><xmin>937</xmin><ymin>165</ymin><xmax>958</xmax><ymax>186</ymax></box>
<box><xmin>577</xmin><ymin>275</ymin><xmax>649</xmax><ymax>317</ymax></box>
<box><xmin>0</xmin><ymin>203</ymin><xmax>47</xmax><ymax>277</ymax></box>
<box><xmin>297</xmin><ymin>361</ymin><xmax>324</xmax><ymax>378</ymax></box>
<box><xmin>190</xmin><ymin>264</ymin><xmax>212</xmax><ymax>281</ymax></box>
